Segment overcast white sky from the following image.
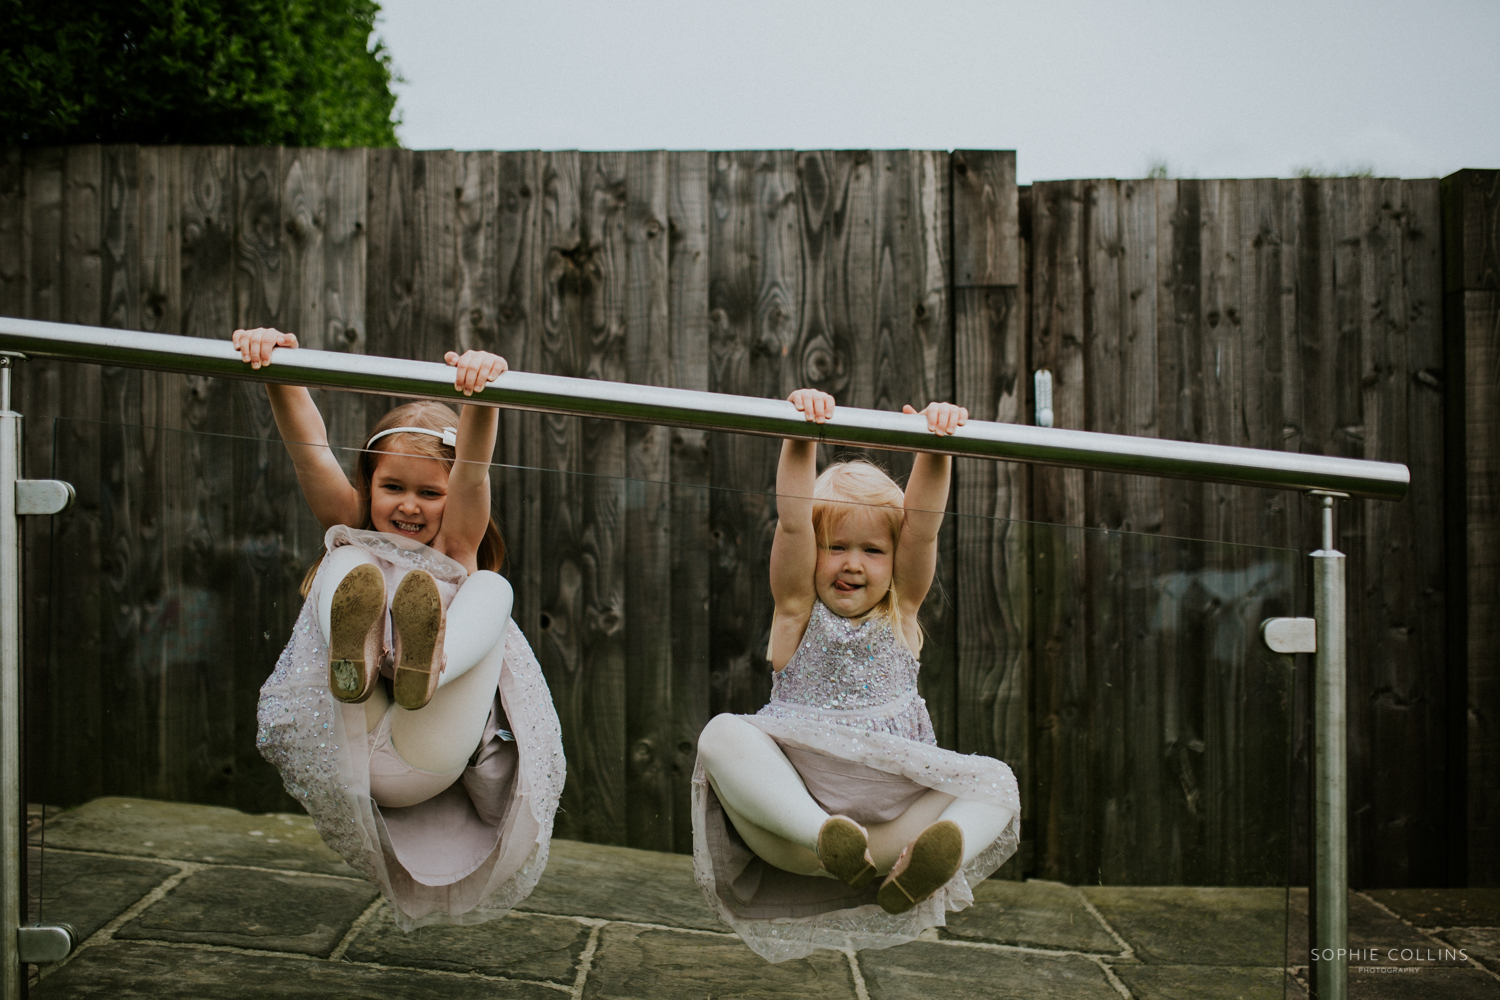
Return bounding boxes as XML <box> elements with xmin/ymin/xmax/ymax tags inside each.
<box><xmin>377</xmin><ymin>0</ymin><xmax>1499</xmax><ymax>183</ymax></box>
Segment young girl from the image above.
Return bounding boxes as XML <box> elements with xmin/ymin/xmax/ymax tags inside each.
<box><xmin>240</xmin><ymin>327</ymin><xmax>565</xmax><ymax>930</ymax></box>
<box><xmin>693</xmin><ymin>389</ymin><xmax>1020</xmax><ymax>962</ymax></box>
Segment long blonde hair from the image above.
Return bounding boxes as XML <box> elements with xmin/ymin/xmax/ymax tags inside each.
<box><xmin>780</xmin><ymin>459</ymin><xmax>923</xmax><ymax>656</ymax></box>
<box><xmin>299</xmin><ymin>401</ymin><xmax>505</xmax><ymax>596</ymax></box>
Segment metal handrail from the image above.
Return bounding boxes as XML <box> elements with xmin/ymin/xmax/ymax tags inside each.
<box><xmin>0</xmin><ymin>317</ymin><xmax>1408</xmax><ymax>501</ymax></box>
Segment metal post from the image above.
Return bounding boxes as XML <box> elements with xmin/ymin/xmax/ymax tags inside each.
<box><xmin>1310</xmin><ymin>492</ymin><xmax>1347</xmax><ymax>1000</ymax></box>
<box><xmin>0</xmin><ymin>360</ymin><xmax>20</xmax><ymax>999</ymax></box>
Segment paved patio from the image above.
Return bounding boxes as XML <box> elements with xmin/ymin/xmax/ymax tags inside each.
<box><xmin>22</xmin><ymin>798</ymin><xmax>1500</xmax><ymax>998</ymax></box>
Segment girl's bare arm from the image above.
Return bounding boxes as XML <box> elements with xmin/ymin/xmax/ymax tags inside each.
<box><xmin>767</xmin><ymin>390</ymin><xmax>830</xmax><ymax>665</ymax></box>
<box><xmin>893</xmin><ymin>402</ymin><xmax>967</xmax><ymax>618</ymax></box>
<box><xmin>435</xmin><ymin>350</ymin><xmax>507</xmax><ymax>560</ymax></box>
<box><xmin>232</xmin><ymin>328</ymin><xmax>360</xmax><ymax>529</ymax></box>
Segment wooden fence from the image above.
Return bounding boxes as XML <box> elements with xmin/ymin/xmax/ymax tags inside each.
<box><xmin>0</xmin><ymin>146</ymin><xmax>1483</xmax><ymax>887</ymax></box>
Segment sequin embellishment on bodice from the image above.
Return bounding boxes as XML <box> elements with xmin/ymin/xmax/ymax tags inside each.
<box><xmin>758</xmin><ymin>600</ymin><xmax>935</xmax><ymax>744</ymax></box>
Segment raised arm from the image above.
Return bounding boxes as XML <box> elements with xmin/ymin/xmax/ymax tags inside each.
<box><xmin>433</xmin><ymin>350</ymin><xmax>507</xmax><ymax>563</ymax></box>
<box><xmin>892</xmin><ymin>401</ymin><xmax>968</xmax><ymax>618</ymax></box>
<box><xmin>233</xmin><ymin>328</ymin><xmax>360</xmax><ymax>529</ymax></box>
<box><xmin>766</xmin><ymin>389</ymin><xmax>832</xmax><ymax>667</ymax></box>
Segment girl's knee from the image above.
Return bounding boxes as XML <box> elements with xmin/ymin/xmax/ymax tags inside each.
<box><xmin>697</xmin><ymin>714</ymin><xmax>749</xmax><ymax>768</ymax></box>
<box><xmin>466</xmin><ymin>569</ymin><xmax>511</xmax><ymax>596</ymax></box>
<box><xmin>453</xmin><ymin>570</ymin><xmax>514</xmax><ymax>618</ymax></box>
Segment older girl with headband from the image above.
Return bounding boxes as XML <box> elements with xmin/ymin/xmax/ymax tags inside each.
<box><xmin>237</xmin><ymin>327</ymin><xmax>564</xmax><ymax>930</ymax></box>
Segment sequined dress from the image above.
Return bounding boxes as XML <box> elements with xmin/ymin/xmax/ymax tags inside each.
<box><xmin>692</xmin><ymin>600</ymin><xmax>1021</xmax><ymax>962</ymax></box>
<box><xmin>257</xmin><ymin>527</ymin><xmax>566</xmax><ymax>930</ymax></box>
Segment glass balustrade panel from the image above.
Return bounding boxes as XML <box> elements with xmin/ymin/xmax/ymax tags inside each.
<box><xmin>26</xmin><ymin>414</ymin><xmax>1297</xmax><ymax>990</ymax></box>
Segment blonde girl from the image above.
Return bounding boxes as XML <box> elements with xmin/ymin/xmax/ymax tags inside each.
<box><xmin>692</xmin><ymin>389</ymin><xmax>1021</xmax><ymax>962</ymax></box>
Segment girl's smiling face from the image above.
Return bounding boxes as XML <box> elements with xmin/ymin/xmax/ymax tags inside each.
<box><xmin>369</xmin><ymin>451</ymin><xmax>449</xmax><ymax>546</ymax></box>
<box><xmin>814</xmin><ymin>503</ymin><xmax>897</xmax><ymax>619</ymax></box>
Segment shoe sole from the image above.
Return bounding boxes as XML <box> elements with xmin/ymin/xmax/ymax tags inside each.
<box><xmin>818</xmin><ymin>816</ymin><xmax>878</xmax><ymax>889</ymax></box>
<box><xmin>878</xmin><ymin>820</ymin><xmax>964</xmax><ymax>914</ymax></box>
<box><xmin>328</xmin><ymin>564</ymin><xmax>385</xmax><ymax>703</ymax></box>
<box><xmin>391</xmin><ymin>571</ymin><xmax>444</xmax><ymax>710</ymax></box>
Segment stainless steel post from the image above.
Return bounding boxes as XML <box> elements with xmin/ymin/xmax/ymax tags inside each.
<box><xmin>0</xmin><ymin>360</ymin><xmax>20</xmax><ymax>999</ymax></box>
<box><xmin>1310</xmin><ymin>493</ymin><xmax>1347</xmax><ymax>1000</ymax></box>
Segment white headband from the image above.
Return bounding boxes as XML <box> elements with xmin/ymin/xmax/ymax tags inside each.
<box><xmin>366</xmin><ymin>425</ymin><xmax>458</xmax><ymax>449</ymax></box>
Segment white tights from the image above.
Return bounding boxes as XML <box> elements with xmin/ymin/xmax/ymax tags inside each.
<box><xmin>697</xmin><ymin>714</ymin><xmax>1014</xmax><ymax>878</ymax></box>
<box><xmin>317</xmin><ymin>545</ymin><xmax>513</xmax><ymax>775</ymax></box>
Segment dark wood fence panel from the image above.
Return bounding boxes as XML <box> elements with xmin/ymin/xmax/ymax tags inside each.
<box><xmin>0</xmin><ymin>146</ymin><xmax>1472</xmax><ymax>887</ymax></box>
<box><xmin>1026</xmin><ymin>177</ymin><xmax>1449</xmax><ymax>887</ymax></box>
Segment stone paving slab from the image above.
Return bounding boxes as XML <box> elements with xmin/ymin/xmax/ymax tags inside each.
<box><xmin>28</xmin><ymin>849</ymin><xmax>179</xmax><ymax>941</ymax></box>
<box><xmin>43</xmin><ymin>797</ymin><xmax>356</xmax><ymax>876</ymax></box>
<box><xmin>26</xmin><ymin>798</ymin><xmax>1500</xmax><ymax>999</ymax></box>
<box><xmin>33</xmin><ymin>942</ymin><xmax>559</xmax><ymax>999</ymax></box>
<box><xmin>1286</xmin><ymin>890</ymin><xmax>1473</xmax><ymax>968</ymax></box>
<box><xmin>1341</xmin><ymin>967</ymin><xmax>1500</xmax><ymax>999</ymax></box>
<box><xmin>1080</xmin><ymin>887</ymin><xmax>1285</xmax><ymax>966</ymax></box>
<box><xmin>518</xmin><ymin>837</ymin><xmax>722</xmax><ymax>931</ymax></box>
<box><xmin>114</xmin><ymin>866</ymin><xmax>379</xmax><ymax>957</ymax></box>
<box><xmin>942</xmin><ymin>879</ymin><xmax>1119</xmax><ymax>953</ymax></box>
<box><xmin>1363</xmin><ymin>889</ymin><xmax>1500</xmax><ymax>928</ymax></box>
<box><xmin>858</xmin><ymin>941</ymin><xmax>1119</xmax><ymax>999</ymax></box>
<box><xmin>1435</xmin><ymin>927</ymin><xmax>1500</xmax><ymax>973</ymax></box>
<box><xmin>344</xmin><ymin>907</ymin><xmax>588</xmax><ymax>982</ymax></box>
<box><xmin>582</xmin><ymin>923</ymin><xmax>855</xmax><ymax>999</ymax></box>
<box><xmin>1112</xmin><ymin>965</ymin><xmax>1288</xmax><ymax>999</ymax></box>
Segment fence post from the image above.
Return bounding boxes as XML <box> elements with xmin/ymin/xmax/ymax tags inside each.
<box><xmin>1309</xmin><ymin>493</ymin><xmax>1347</xmax><ymax>1000</ymax></box>
<box><xmin>0</xmin><ymin>359</ymin><xmax>21</xmax><ymax>998</ymax></box>
<box><xmin>0</xmin><ymin>358</ymin><xmax>77</xmax><ymax>995</ymax></box>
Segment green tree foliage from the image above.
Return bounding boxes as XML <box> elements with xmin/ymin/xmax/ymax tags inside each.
<box><xmin>1</xmin><ymin>0</ymin><xmax>400</xmax><ymax>146</ymax></box>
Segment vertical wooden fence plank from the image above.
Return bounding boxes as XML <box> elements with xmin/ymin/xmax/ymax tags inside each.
<box><xmin>1029</xmin><ymin>179</ymin><xmax>1090</xmax><ymax>882</ymax></box>
<box><xmin>952</xmin><ymin>149</ymin><xmax>1020</xmax><ymax>286</ymax></box>
<box><xmin>491</xmin><ymin>150</ymin><xmax>541</xmax><ymax>653</ymax></box>
<box><xmin>535</xmin><ymin>152</ymin><xmax>585</xmax><ymax>843</ymax></box>
<box><xmin>57</xmin><ymin>146</ymin><xmax>108</xmax><ymax>803</ymax></box>
<box><xmin>536</xmin><ymin>149</ymin><xmax>630</xmax><ymax>843</ymax></box>
<box><xmin>1153</xmin><ymin>178</ymin><xmax>1205</xmax><ymax>881</ymax></box>
<box><xmin>365</xmin><ymin>147</ymin><xmax>413</xmax><ymax>366</ymax></box>
<box><xmin>179</xmin><ymin>145</ymin><xmax>243</xmax><ymax>807</ymax></box>
<box><xmin>318</xmin><ymin>147</ymin><xmax>369</xmax><ymax>460</ymax></box>
<box><xmin>582</xmin><ymin>151</ymin><xmax>629</xmax><ymax>845</ymax></box>
<box><xmin>0</xmin><ymin>150</ymin><xmax>22</xmax><ymax>319</ymax></box>
<box><xmin>1403</xmin><ymin>178</ymin><xmax>1450</xmax><ymax>885</ymax></box>
<box><xmin>708</xmin><ymin>151</ymin><xmax>773</xmax><ymax>717</ymax></box>
<box><xmin>829</xmin><ymin>151</ymin><xmax>875</xmax><ymax>414</ymax></box>
<box><xmin>1401</xmin><ymin>178</ymin><xmax>1448</xmax><ymax>887</ymax></box>
<box><xmin>33</xmin><ymin>147</ymin><xmax>104</xmax><ymax>806</ymax></box>
<box><xmin>410</xmin><ymin>151</ymin><xmax>460</xmax><ymax>365</ymax></box>
<box><xmin>136</xmin><ymin>146</ymin><xmax>190</xmax><ymax>801</ymax></box>
<box><xmin>97</xmin><ymin>144</ymin><xmax>156</xmax><ymax>799</ymax></box>
<box><xmin>624</xmin><ymin>150</ymin><xmax>674</xmax><ymax>851</ymax></box>
<box><xmin>1458</xmin><ymin>278</ymin><xmax>1500</xmax><ymax>886</ymax></box>
<box><xmin>455</xmin><ymin>151</ymin><xmax>499</xmax><ymax>356</ymax></box>
<box><xmin>231</xmin><ymin>145</ymin><xmax>293</xmax><ymax>809</ymax></box>
<box><xmin>1079</xmin><ymin>180</ymin><xmax>1131</xmax><ymax>882</ymax></box>
<box><xmin>1117</xmin><ymin>180</ymin><xmax>1169</xmax><ymax>882</ymax></box>
<box><xmin>910</xmin><ymin>151</ymin><xmax>958</xmax><ymax>753</ymax></box>
<box><xmin>1442</xmin><ymin>168</ymin><xmax>1500</xmax><ymax>886</ymax></box>
<box><xmin>951</xmin><ymin>151</ymin><xmax>1029</xmax><ymax>874</ymax></box>
<box><xmin>667</xmin><ymin>150</ymin><xmax>712</xmax><ymax>853</ymax></box>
